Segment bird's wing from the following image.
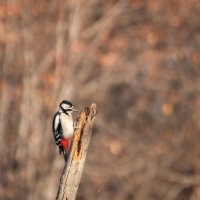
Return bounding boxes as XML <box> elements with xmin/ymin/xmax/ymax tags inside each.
<box><xmin>53</xmin><ymin>112</ymin><xmax>63</xmax><ymax>145</ymax></box>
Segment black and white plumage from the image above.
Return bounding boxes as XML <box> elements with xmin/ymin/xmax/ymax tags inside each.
<box><xmin>52</xmin><ymin>100</ymin><xmax>78</xmax><ymax>160</ymax></box>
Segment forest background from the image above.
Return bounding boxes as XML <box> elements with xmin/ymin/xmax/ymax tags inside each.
<box><xmin>0</xmin><ymin>0</ymin><xmax>200</xmax><ymax>199</ymax></box>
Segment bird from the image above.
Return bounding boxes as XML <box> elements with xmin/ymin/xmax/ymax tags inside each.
<box><xmin>52</xmin><ymin>100</ymin><xmax>78</xmax><ymax>161</ymax></box>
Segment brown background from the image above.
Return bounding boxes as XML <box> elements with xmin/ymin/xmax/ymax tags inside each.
<box><xmin>0</xmin><ymin>0</ymin><xmax>200</xmax><ymax>199</ymax></box>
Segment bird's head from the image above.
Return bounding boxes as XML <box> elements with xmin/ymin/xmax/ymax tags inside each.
<box><xmin>59</xmin><ymin>100</ymin><xmax>78</xmax><ymax>114</ymax></box>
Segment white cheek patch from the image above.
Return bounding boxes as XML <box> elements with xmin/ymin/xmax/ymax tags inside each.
<box><xmin>62</xmin><ymin>104</ymin><xmax>70</xmax><ymax>110</ymax></box>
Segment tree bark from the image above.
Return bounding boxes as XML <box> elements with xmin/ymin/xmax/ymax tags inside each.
<box><xmin>56</xmin><ymin>103</ymin><xmax>97</xmax><ymax>200</ymax></box>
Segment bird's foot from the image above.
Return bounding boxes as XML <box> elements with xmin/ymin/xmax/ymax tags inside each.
<box><xmin>74</xmin><ymin>122</ymin><xmax>79</xmax><ymax>130</ymax></box>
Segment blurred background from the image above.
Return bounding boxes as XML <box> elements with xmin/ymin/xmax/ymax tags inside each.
<box><xmin>0</xmin><ymin>0</ymin><xmax>200</xmax><ymax>199</ymax></box>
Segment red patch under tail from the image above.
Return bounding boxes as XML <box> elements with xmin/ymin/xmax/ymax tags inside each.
<box><xmin>60</xmin><ymin>138</ymin><xmax>69</xmax><ymax>152</ymax></box>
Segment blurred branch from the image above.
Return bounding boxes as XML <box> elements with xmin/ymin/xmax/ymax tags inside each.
<box><xmin>158</xmin><ymin>168</ymin><xmax>200</xmax><ymax>185</ymax></box>
<box><xmin>0</xmin><ymin>0</ymin><xmax>8</xmax><ymax>160</ymax></box>
<box><xmin>76</xmin><ymin>1</ymin><xmax>123</xmax><ymax>83</ymax></box>
<box><xmin>54</xmin><ymin>0</ymin><xmax>68</xmax><ymax>93</ymax></box>
<box><xmin>82</xmin><ymin>0</ymin><xmax>123</xmax><ymax>39</ymax></box>
<box><xmin>56</xmin><ymin>0</ymin><xmax>81</xmax><ymax>101</ymax></box>
<box><xmin>56</xmin><ymin>103</ymin><xmax>97</xmax><ymax>200</ymax></box>
<box><xmin>16</xmin><ymin>2</ymin><xmax>34</xmax><ymax>163</ymax></box>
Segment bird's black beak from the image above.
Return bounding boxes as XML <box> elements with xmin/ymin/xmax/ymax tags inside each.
<box><xmin>72</xmin><ymin>108</ymin><xmax>78</xmax><ymax>112</ymax></box>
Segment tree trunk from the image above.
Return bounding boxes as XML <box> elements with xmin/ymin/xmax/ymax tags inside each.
<box><xmin>56</xmin><ymin>103</ymin><xmax>97</xmax><ymax>200</ymax></box>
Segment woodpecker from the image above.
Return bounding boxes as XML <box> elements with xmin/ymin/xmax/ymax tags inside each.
<box><xmin>52</xmin><ymin>100</ymin><xmax>78</xmax><ymax>161</ymax></box>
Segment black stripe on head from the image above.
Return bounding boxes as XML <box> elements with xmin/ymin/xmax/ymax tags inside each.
<box><xmin>59</xmin><ymin>100</ymin><xmax>73</xmax><ymax>111</ymax></box>
<box><xmin>60</xmin><ymin>100</ymin><xmax>72</xmax><ymax>107</ymax></box>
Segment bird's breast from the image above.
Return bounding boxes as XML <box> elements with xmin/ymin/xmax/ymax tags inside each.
<box><xmin>60</xmin><ymin>113</ymin><xmax>74</xmax><ymax>138</ymax></box>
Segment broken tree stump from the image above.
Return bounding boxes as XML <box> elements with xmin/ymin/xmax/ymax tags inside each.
<box><xmin>56</xmin><ymin>103</ymin><xmax>97</xmax><ymax>200</ymax></box>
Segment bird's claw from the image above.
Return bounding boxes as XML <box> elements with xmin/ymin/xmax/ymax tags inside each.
<box><xmin>74</xmin><ymin>122</ymin><xmax>79</xmax><ymax>130</ymax></box>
